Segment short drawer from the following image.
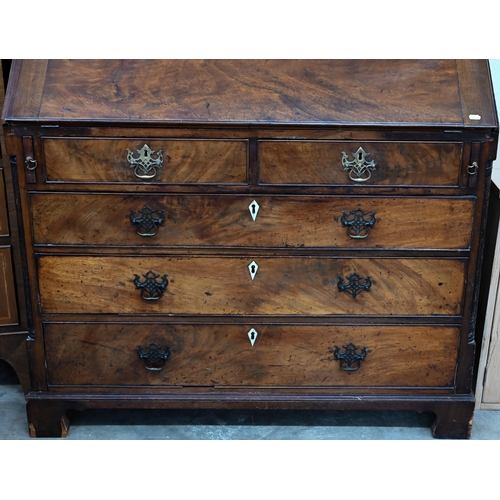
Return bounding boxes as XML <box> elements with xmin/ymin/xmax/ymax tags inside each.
<box><xmin>44</xmin><ymin>323</ymin><xmax>459</xmax><ymax>388</ymax></box>
<box><xmin>42</xmin><ymin>138</ymin><xmax>248</xmax><ymax>184</ymax></box>
<box><xmin>37</xmin><ymin>256</ymin><xmax>466</xmax><ymax>316</ymax></box>
<box><xmin>30</xmin><ymin>194</ymin><xmax>474</xmax><ymax>250</ymax></box>
<box><xmin>259</xmin><ymin>141</ymin><xmax>463</xmax><ymax>186</ymax></box>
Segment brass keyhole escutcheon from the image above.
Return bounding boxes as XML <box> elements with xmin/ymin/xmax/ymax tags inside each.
<box><xmin>341</xmin><ymin>147</ymin><xmax>377</xmax><ymax>183</ymax></box>
<box><xmin>126</xmin><ymin>144</ymin><xmax>164</xmax><ymax>180</ymax></box>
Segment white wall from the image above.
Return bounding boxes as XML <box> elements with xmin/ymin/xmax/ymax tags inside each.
<box><xmin>489</xmin><ymin>60</ymin><xmax>500</xmax><ymax>178</ymax></box>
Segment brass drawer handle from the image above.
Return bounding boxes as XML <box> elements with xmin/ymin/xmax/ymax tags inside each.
<box><xmin>133</xmin><ymin>270</ymin><xmax>168</xmax><ymax>301</ymax></box>
<box><xmin>467</xmin><ymin>162</ymin><xmax>479</xmax><ymax>175</ymax></box>
<box><xmin>25</xmin><ymin>156</ymin><xmax>38</xmax><ymax>170</ymax></box>
<box><xmin>341</xmin><ymin>147</ymin><xmax>376</xmax><ymax>182</ymax></box>
<box><xmin>137</xmin><ymin>342</ymin><xmax>170</xmax><ymax>371</ymax></box>
<box><xmin>341</xmin><ymin>208</ymin><xmax>377</xmax><ymax>239</ymax></box>
<box><xmin>129</xmin><ymin>205</ymin><xmax>165</xmax><ymax>237</ymax></box>
<box><xmin>337</xmin><ymin>273</ymin><xmax>371</xmax><ymax>298</ymax></box>
<box><xmin>126</xmin><ymin>144</ymin><xmax>163</xmax><ymax>179</ymax></box>
<box><xmin>333</xmin><ymin>342</ymin><xmax>368</xmax><ymax>371</ymax></box>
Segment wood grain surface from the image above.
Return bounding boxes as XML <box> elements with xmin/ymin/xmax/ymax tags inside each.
<box><xmin>5</xmin><ymin>60</ymin><xmax>490</xmax><ymax>126</ymax></box>
<box><xmin>0</xmin><ymin>247</ymin><xmax>18</xmax><ymax>325</ymax></box>
<box><xmin>43</xmin><ymin>323</ymin><xmax>459</xmax><ymax>388</ymax></box>
<box><xmin>0</xmin><ymin>169</ymin><xmax>9</xmax><ymax>236</ymax></box>
<box><xmin>37</xmin><ymin>256</ymin><xmax>466</xmax><ymax>316</ymax></box>
<box><xmin>43</xmin><ymin>138</ymin><xmax>248</xmax><ymax>184</ymax></box>
<box><xmin>30</xmin><ymin>193</ymin><xmax>474</xmax><ymax>250</ymax></box>
<box><xmin>259</xmin><ymin>141</ymin><xmax>463</xmax><ymax>186</ymax></box>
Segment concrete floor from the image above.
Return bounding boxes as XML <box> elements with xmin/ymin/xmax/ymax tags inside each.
<box><xmin>2</xmin><ymin>362</ymin><xmax>500</xmax><ymax>440</ymax></box>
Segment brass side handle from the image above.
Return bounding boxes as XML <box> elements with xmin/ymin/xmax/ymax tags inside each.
<box><xmin>341</xmin><ymin>147</ymin><xmax>376</xmax><ymax>183</ymax></box>
<box><xmin>126</xmin><ymin>144</ymin><xmax>163</xmax><ymax>179</ymax></box>
<box><xmin>25</xmin><ymin>156</ymin><xmax>38</xmax><ymax>171</ymax></box>
<box><xmin>467</xmin><ymin>162</ymin><xmax>479</xmax><ymax>175</ymax></box>
<box><xmin>137</xmin><ymin>342</ymin><xmax>170</xmax><ymax>371</ymax></box>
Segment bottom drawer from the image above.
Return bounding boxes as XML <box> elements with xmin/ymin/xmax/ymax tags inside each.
<box><xmin>44</xmin><ymin>323</ymin><xmax>459</xmax><ymax>388</ymax></box>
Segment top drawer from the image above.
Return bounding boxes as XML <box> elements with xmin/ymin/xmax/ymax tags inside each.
<box><xmin>258</xmin><ymin>141</ymin><xmax>464</xmax><ymax>187</ymax></box>
<box><xmin>42</xmin><ymin>138</ymin><xmax>248</xmax><ymax>184</ymax></box>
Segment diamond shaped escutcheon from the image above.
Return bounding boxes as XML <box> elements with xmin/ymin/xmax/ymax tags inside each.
<box><xmin>249</xmin><ymin>200</ymin><xmax>260</xmax><ymax>221</ymax></box>
<box><xmin>248</xmin><ymin>261</ymin><xmax>259</xmax><ymax>280</ymax></box>
<box><xmin>247</xmin><ymin>328</ymin><xmax>258</xmax><ymax>346</ymax></box>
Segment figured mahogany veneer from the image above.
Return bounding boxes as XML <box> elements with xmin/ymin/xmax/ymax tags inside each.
<box><xmin>44</xmin><ymin>323</ymin><xmax>459</xmax><ymax>388</ymax></box>
<box><xmin>37</xmin><ymin>255</ymin><xmax>466</xmax><ymax>317</ymax></box>
<box><xmin>259</xmin><ymin>141</ymin><xmax>464</xmax><ymax>186</ymax></box>
<box><xmin>43</xmin><ymin>138</ymin><xmax>248</xmax><ymax>184</ymax></box>
<box><xmin>30</xmin><ymin>194</ymin><xmax>474</xmax><ymax>250</ymax></box>
<box><xmin>2</xmin><ymin>59</ymin><xmax>498</xmax><ymax>438</ymax></box>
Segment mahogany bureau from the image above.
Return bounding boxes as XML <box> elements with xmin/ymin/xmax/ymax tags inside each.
<box><xmin>2</xmin><ymin>60</ymin><xmax>498</xmax><ymax>438</ymax></box>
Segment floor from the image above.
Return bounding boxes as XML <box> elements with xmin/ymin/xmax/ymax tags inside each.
<box><xmin>2</xmin><ymin>361</ymin><xmax>500</xmax><ymax>440</ymax></box>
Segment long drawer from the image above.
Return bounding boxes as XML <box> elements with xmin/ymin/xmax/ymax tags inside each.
<box><xmin>44</xmin><ymin>323</ymin><xmax>459</xmax><ymax>388</ymax></box>
<box><xmin>30</xmin><ymin>193</ymin><xmax>474</xmax><ymax>250</ymax></box>
<box><xmin>259</xmin><ymin>141</ymin><xmax>464</xmax><ymax>186</ymax></box>
<box><xmin>37</xmin><ymin>256</ymin><xmax>466</xmax><ymax>316</ymax></box>
<box><xmin>42</xmin><ymin>138</ymin><xmax>249</xmax><ymax>184</ymax></box>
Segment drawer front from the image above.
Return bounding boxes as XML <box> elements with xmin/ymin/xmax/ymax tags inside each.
<box><xmin>44</xmin><ymin>323</ymin><xmax>459</xmax><ymax>388</ymax></box>
<box><xmin>31</xmin><ymin>194</ymin><xmax>474</xmax><ymax>250</ymax></box>
<box><xmin>259</xmin><ymin>141</ymin><xmax>463</xmax><ymax>186</ymax></box>
<box><xmin>0</xmin><ymin>247</ymin><xmax>18</xmax><ymax>325</ymax></box>
<box><xmin>38</xmin><ymin>256</ymin><xmax>466</xmax><ymax>316</ymax></box>
<box><xmin>42</xmin><ymin>138</ymin><xmax>248</xmax><ymax>184</ymax></box>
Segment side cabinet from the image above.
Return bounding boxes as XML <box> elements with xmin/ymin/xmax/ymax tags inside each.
<box><xmin>0</xmin><ymin>60</ymin><xmax>29</xmax><ymax>393</ymax></box>
<box><xmin>476</xmin><ymin>175</ymin><xmax>500</xmax><ymax>409</ymax></box>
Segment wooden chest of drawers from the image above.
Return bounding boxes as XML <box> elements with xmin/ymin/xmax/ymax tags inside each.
<box><xmin>2</xmin><ymin>59</ymin><xmax>498</xmax><ymax>438</ymax></box>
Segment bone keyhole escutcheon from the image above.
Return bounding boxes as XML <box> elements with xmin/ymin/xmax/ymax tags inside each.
<box><xmin>247</xmin><ymin>328</ymin><xmax>258</xmax><ymax>346</ymax></box>
<box><xmin>249</xmin><ymin>200</ymin><xmax>260</xmax><ymax>221</ymax></box>
<box><xmin>248</xmin><ymin>261</ymin><xmax>259</xmax><ymax>280</ymax></box>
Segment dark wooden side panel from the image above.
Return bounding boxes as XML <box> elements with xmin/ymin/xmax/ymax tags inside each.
<box><xmin>0</xmin><ymin>333</ymin><xmax>30</xmax><ymax>393</ymax></box>
<box><xmin>42</xmin><ymin>138</ymin><xmax>248</xmax><ymax>184</ymax></box>
<box><xmin>259</xmin><ymin>141</ymin><xmax>463</xmax><ymax>186</ymax></box>
<box><xmin>30</xmin><ymin>194</ymin><xmax>475</xmax><ymax>250</ymax></box>
<box><xmin>0</xmin><ymin>168</ymin><xmax>9</xmax><ymax>236</ymax></box>
<box><xmin>44</xmin><ymin>323</ymin><xmax>459</xmax><ymax>388</ymax></box>
<box><xmin>37</xmin><ymin>256</ymin><xmax>466</xmax><ymax>316</ymax></box>
<box><xmin>0</xmin><ymin>247</ymin><xmax>18</xmax><ymax>325</ymax></box>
